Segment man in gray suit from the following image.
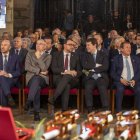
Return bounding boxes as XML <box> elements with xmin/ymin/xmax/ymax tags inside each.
<box><xmin>24</xmin><ymin>39</ymin><xmax>52</xmax><ymax>121</ymax></box>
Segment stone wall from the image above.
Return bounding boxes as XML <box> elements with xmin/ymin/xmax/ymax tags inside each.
<box><xmin>14</xmin><ymin>0</ymin><xmax>34</xmax><ymax>35</ymax></box>
<box><xmin>0</xmin><ymin>0</ymin><xmax>13</xmax><ymax>37</ymax></box>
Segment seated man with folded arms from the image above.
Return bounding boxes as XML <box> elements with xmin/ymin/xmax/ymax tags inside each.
<box><xmin>24</xmin><ymin>39</ymin><xmax>52</xmax><ymax>121</ymax></box>
<box><xmin>81</xmin><ymin>38</ymin><xmax>109</xmax><ymax>113</ymax></box>
<box><xmin>0</xmin><ymin>40</ymin><xmax>21</xmax><ymax>107</ymax></box>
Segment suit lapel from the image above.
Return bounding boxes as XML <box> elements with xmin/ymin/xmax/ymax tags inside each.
<box><xmin>7</xmin><ymin>53</ymin><xmax>12</xmax><ymax>67</ymax></box>
<box><xmin>95</xmin><ymin>51</ymin><xmax>100</xmax><ymax>64</ymax></box>
<box><xmin>0</xmin><ymin>53</ymin><xmax>3</xmax><ymax>70</ymax></box>
<box><xmin>70</xmin><ymin>53</ymin><xmax>74</xmax><ymax>69</ymax></box>
<box><xmin>119</xmin><ymin>55</ymin><xmax>123</xmax><ymax>72</ymax></box>
<box><xmin>61</xmin><ymin>52</ymin><xmax>64</xmax><ymax>68</ymax></box>
<box><xmin>130</xmin><ymin>56</ymin><xmax>135</xmax><ymax>73</ymax></box>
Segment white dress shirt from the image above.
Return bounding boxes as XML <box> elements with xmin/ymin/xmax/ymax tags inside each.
<box><xmin>121</xmin><ymin>55</ymin><xmax>134</xmax><ymax>80</ymax></box>
<box><xmin>15</xmin><ymin>48</ymin><xmax>21</xmax><ymax>55</ymax></box>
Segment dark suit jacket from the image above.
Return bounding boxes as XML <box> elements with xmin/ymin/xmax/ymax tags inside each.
<box><xmin>51</xmin><ymin>51</ymin><xmax>82</xmax><ymax>84</ymax></box>
<box><xmin>30</xmin><ymin>42</ymin><xmax>36</xmax><ymax>50</ymax></box>
<box><xmin>99</xmin><ymin>47</ymin><xmax>109</xmax><ymax>56</ymax></box>
<box><xmin>109</xmin><ymin>48</ymin><xmax>120</xmax><ymax>61</ymax></box>
<box><xmin>131</xmin><ymin>44</ymin><xmax>140</xmax><ymax>55</ymax></box>
<box><xmin>110</xmin><ymin>54</ymin><xmax>140</xmax><ymax>83</ymax></box>
<box><xmin>46</xmin><ymin>47</ymin><xmax>58</xmax><ymax>56</ymax></box>
<box><xmin>10</xmin><ymin>48</ymin><xmax>28</xmax><ymax>73</ymax></box>
<box><xmin>81</xmin><ymin>50</ymin><xmax>109</xmax><ymax>82</ymax></box>
<box><xmin>0</xmin><ymin>52</ymin><xmax>21</xmax><ymax>79</ymax></box>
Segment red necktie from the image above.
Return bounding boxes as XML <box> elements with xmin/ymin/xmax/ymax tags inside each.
<box><xmin>16</xmin><ymin>50</ymin><xmax>19</xmax><ymax>55</ymax></box>
<box><xmin>64</xmin><ymin>54</ymin><xmax>68</xmax><ymax>70</ymax></box>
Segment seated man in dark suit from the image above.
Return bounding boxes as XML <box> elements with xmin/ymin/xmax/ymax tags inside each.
<box><xmin>24</xmin><ymin>39</ymin><xmax>52</xmax><ymax>121</ymax></box>
<box><xmin>81</xmin><ymin>38</ymin><xmax>109</xmax><ymax>113</ymax></box>
<box><xmin>44</xmin><ymin>35</ymin><xmax>58</xmax><ymax>56</ymax></box>
<box><xmin>94</xmin><ymin>33</ymin><xmax>109</xmax><ymax>56</ymax></box>
<box><xmin>10</xmin><ymin>37</ymin><xmax>28</xmax><ymax>74</ymax></box>
<box><xmin>111</xmin><ymin>41</ymin><xmax>140</xmax><ymax>113</ymax></box>
<box><xmin>0</xmin><ymin>40</ymin><xmax>21</xmax><ymax>107</ymax></box>
<box><xmin>48</xmin><ymin>38</ymin><xmax>82</xmax><ymax>111</ymax></box>
<box><xmin>29</xmin><ymin>33</ymin><xmax>37</xmax><ymax>50</ymax></box>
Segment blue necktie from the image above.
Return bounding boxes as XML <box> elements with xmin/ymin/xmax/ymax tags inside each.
<box><xmin>125</xmin><ymin>57</ymin><xmax>131</xmax><ymax>81</ymax></box>
<box><xmin>3</xmin><ymin>55</ymin><xmax>8</xmax><ymax>71</ymax></box>
<box><xmin>93</xmin><ymin>54</ymin><xmax>96</xmax><ymax>62</ymax></box>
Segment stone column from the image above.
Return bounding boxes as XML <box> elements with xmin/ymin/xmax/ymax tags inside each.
<box><xmin>64</xmin><ymin>0</ymin><xmax>70</xmax><ymax>10</ymax></box>
<box><xmin>114</xmin><ymin>0</ymin><xmax>119</xmax><ymax>11</ymax></box>
<box><xmin>14</xmin><ymin>0</ymin><xmax>34</xmax><ymax>34</ymax></box>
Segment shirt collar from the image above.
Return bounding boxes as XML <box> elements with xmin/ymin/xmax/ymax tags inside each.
<box><xmin>2</xmin><ymin>52</ymin><xmax>9</xmax><ymax>57</ymax></box>
<box><xmin>63</xmin><ymin>51</ymin><xmax>71</xmax><ymax>56</ymax></box>
<box><xmin>15</xmin><ymin>48</ymin><xmax>21</xmax><ymax>52</ymax></box>
<box><xmin>92</xmin><ymin>49</ymin><xmax>97</xmax><ymax>55</ymax></box>
<box><xmin>122</xmin><ymin>55</ymin><xmax>130</xmax><ymax>59</ymax></box>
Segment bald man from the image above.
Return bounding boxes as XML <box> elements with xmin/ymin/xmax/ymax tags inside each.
<box><xmin>0</xmin><ymin>40</ymin><xmax>21</xmax><ymax>106</ymax></box>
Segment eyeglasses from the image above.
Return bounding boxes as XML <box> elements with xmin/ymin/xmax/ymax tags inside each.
<box><xmin>66</xmin><ymin>44</ymin><xmax>75</xmax><ymax>47</ymax></box>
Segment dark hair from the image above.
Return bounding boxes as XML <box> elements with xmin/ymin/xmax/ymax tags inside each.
<box><xmin>86</xmin><ymin>38</ymin><xmax>98</xmax><ymax>46</ymax></box>
<box><xmin>64</xmin><ymin>38</ymin><xmax>73</xmax><ymax>44</ymax></box>
<box><xmin>43</xmin><ymin>35</ymin><xmax>52</xmax><ymax>40</ymax></box>
<box><xmin>120</xmin><ymin>41</ymin><xmax>130</xmax><ymax>49</ymax></box>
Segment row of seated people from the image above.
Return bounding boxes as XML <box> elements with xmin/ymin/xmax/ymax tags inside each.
<box><xmin>0</xmin><ymin>36</ymin><xmax>140</xmax><ymax>121</ymax></box>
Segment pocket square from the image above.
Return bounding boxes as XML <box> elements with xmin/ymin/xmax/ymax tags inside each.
<box><xmin>92</xmin><ymin>73</ymin><xmax>99</xmax><ymax>80</ymax></box>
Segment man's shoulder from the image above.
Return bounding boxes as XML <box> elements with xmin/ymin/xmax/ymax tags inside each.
<box><xmin>53</xmin><ymin>51</ymin><xmax>63</xmax><ymax>56</ymax></box>
<box><xmin>111</xmin><ymin>54</ymin><xmax>122</xmax><ymax>63</ymax></box>
<box><xmin>20</xmin><ymin>48</ymin><xmax>28</xmax><ymax>54</ymax></box>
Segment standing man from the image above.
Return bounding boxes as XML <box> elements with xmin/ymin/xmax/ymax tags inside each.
<box><xmin>83</xmin><ymin>15</ymin><xmax>100</xmax><ymax>37</ymax></box>
<box><xmin>49</xmin><ymin>38</ymin><xmax>82</xmax><ymax>111</ymax></box>
<box><xmin>24</xmin><ymin>39</ymin><xmax>52</xmax><ymax>121</ymax></box>
<box><xmin>111</xmin><ymin>42</ymin><xmax>140</xmax><ymax>113</ymax></box>
<box><xmin>63</xmin><ymin>10</ymin><xmax>74</xmax><ymax>36</ymax></box>
<box><xmin>81</xmin><ymin>38</ymin><xmax>109</xmax><ymax>113</ymax></box>
<box><xmin>0</xmin><ymin>40</ymin><xmax>21</xmax><ymax>106</ymax></box>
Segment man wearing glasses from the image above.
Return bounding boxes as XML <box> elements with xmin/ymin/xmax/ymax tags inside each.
<box><xmin>49</xmin><ymin>37</ymin><xmax>82</xmax><ymax>111</ymax></box>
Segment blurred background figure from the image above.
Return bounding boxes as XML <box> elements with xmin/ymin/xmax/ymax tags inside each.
<box><xmin>22</xmin><ymin>38</ymin><xmax>31</xmax><ymax>51</ymax></box>
<box><xmin>63</xmin><ymin>9</ymin><xmax>74</xmax><ymax>37</ymax></box>
<box><xmin>123</xmin><ymin>14</ymin><xmax>134</xmax><ymax>31</ymax></box>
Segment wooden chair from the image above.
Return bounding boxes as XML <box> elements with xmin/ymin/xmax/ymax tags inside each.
<box><xmin>81</xmin><ymin>88</ymin><xmax>111</xmax><ymax>113</ymax></box>
<box><xmin>11</xmin><ymin>87</ymin><xmax>22</xmax><ymax>113</ymax></box>
<box><xmin>111</xmin><ymin>89</ymin><xmax>134</xmax><ymax>113</ymax></box>
<box><xmin>10</xmin><ymin>75</ymin><xmax>25</xmax><ymax>113</ymax></box>
<box><xmin>22</xmin><ymin>87</ymin><xmax>52</xmax><ymax>113</ymax></box>
<box><xmin>50</xmin><ymin>88</ymin><xmax>81</xmax><ymax>112</ymax></box>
